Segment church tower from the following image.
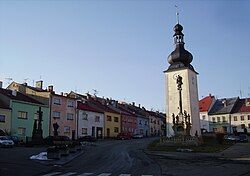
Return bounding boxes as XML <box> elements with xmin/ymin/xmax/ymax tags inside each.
<box><xmin>164</xmin><ymin>23</ymin><xmax>200</xmax><ymax>137</ymax></box>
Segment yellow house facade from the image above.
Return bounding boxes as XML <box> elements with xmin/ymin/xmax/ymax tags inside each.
<box><xmin>104</xmin><ymin>111</ymin><xmax>121</xmax><ymax>138</ymax></box>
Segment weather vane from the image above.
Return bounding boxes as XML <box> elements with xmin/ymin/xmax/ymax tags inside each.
<box><xmin>175</xmin><ymin>5</ymin><xmax>180</xmax><ymax>24</ymax></box>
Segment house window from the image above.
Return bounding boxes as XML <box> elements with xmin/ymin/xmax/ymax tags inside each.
<box><xmin>151</xmin><ymin>119</ymin><xmax>153</xmax><ymax>123</ymax></box>
<box><xmin>53</xmin><ymin>98</ymin><xmax>61</xmax><ymax>105</ymax></box>
<box><xmin>18</xmin><ymin>127</ymin><xmax>26</xmax><ymax>135</ymax></box>
<box><xmin>217</xmin><ymin>117</ymin><xmax>220</xmax><ymax>122</ymax></box>
<box><xmin>202</xmin><ymin>115</ymin><xmax>206</xmax><ymax>120</ymax></box>
<box><xmin>234</xmin><ymin>116</ymin><xmax>237</xmax><ymax>121</ymax></box>
<box><xmin>82</xmin><ymin>112</ymin><xmax>88</xmax><ymax>120</ymax></box>
<box><xmin>18</xmin><ymin>111</ymin><xmax>28</xmax><ymax>119</ymax></box>
<box><xmin>107</xmin><ymin>116</ymin><xmax>112</xmax><ymax>121</ymax></box>
<box><xmin>145</xmin><ymin>121</ymin><xmax>148</xmax><ymax>125</ymax></box>
<box><xmin>64</xmin><ymin>126</ymin><xmax>70</xmax><ymax>133</ymax></box>
<box><xmin>67</xmin><ymin>100</ymin><xmax>74</xmax><ymax>107</ymax></box>
<box><xmin>53</xmin><ymin>111</ymin><xmax>60</xmax><ymax>119</ymax></box>
<box><xmin>241</xmin><ymin>124</ymin><xmax>245</xmax><ymax>129</ymax></box>
<box><xmin>248</xmin><ymin>115</ymin><xmax>250</xmax><ymax>120</ymax></box>
<box><xmin>34</xmin><ymin>113</ymin><xmax>38</xmax><ymax>120</ymax></box>
<box><xmin>114</xmin><ymin>127</ymin><xmax>119</xmax><ymax>133</ymax></box>
<box><xmin>82</xmin><ymin>128</ymin><xmax>87</xmax><ymax>135</ymax></box>
<box><xmin>0</xmin><ymin>115</ymin><xmax>5</xmax><ymax>122</ymax></box>
<box><xmin>241</xmin><ymin>116</ymin><xmax>245</xmax><ymax>121</ymax></box>
<box><xmin>139</xmin><ymin>120</ymin><xmax>142</xmax><ymax>124</ymax></box>
<box><xmin>95</xmin><ymin>116</ymin><xmax>100</xmax><ymax>122</ymax></box>
<box><xmin>248</xmin><ymin>124</ymin><xmax>250</xmax><ymax>128</ymax></box>
<box><xmin>67</xmin><ymin>113</ymin><xmax>74</xmax><ymax>120</ymax></box>
<box><xmin>114</xmin><ymin>117</ymin><xmax>119</xmax><ymax>122</ymax></box>
<box><xmin>212</xmin><ymin>117</ymin><xmax>216</xmax><ymax>123</ymax></box>
<box><xmin>222</xmin><ymin>116</ymin><xmax>227</xmax><ymax>122</ymax></box>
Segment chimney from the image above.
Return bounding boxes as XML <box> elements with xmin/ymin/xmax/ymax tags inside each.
<box><xmin>36</xmin><ymin>80</ymin><xmax>43</xmax><ymax>89</ymax></box>
<box><xmin>222</xmin><ymin>99</ymin><xmax>227</xmax><ymax>107</ymax></box>
<box><xmin>0</xmin><ymin>81</ymin><xmax>2</xmax><ymax>88</ymax></box>
<box><xmin>245</xmin><ymin>98</ymin><xmax>250</xmax><ymax>106</ymax></box>
<box><xmin>61</xmin><ymin>92</ymin><xmax>63</xmax><ymax>96</ymax></box>
<box><xmin>23</xmin><ymin>82</ymin><xmax>27</xmax><ymax>86</ymax></box>
<box><xmin>132</xmin><ymin>102</ymin><xmax>135</xmax><ymax>106</ymax></box>
<box><xmin>138</xmin><ymin>104</ymin><xmax>141</xmax><ymax>108</ymax></box>
<box><xmin>48</xmin><ymin>85</ymin><xmax>53</xmax><ymax>92</ymax></box>
<box><xmin>209</xmin><ymin>93</ymin><xmax>212</xmax><ymax>97</ymax></box>
<box><xmin>12</xmin><ymin>90</ymin><xmax>17</xmax><ymax>96</ymax></box>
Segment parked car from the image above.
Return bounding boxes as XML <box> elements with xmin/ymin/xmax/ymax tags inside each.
<box><xmin>133</xmin><ymin>134</ymin><xmax>144</xmax><ymax>139</ymax></box>
<box><xmin>117</xmin><ymin>133</ymin><xmax>132</xmax><ymax>140</ymax></box>
<box><xmin>78</xmin><ymin>135</ymin><xmax>97</xmax><ymax>142</ymax></box>
<box><xmin>0</xmin><ymin>136</ymin><xmax>14</xmax><ymax>148</ymax></box>
<box><xmin>224</xmin><ymin>134</ymin><xmax>239</xmax><ymax>142</ymax></box>
<box><xmin>238</xmin><ymin>134</ymin><xmax>248</xmax><ymax>142</ymax></box>
<box><xmin>7</xmin><ymin>136</ymin><xmax>19</xmax><ymax>145</ymax></box>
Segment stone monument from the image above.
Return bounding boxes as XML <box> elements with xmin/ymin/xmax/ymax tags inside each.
<box><xmin>32</xmin><ymin>107</ymin><xmax>44</xmax><ymax>144</ymax></box>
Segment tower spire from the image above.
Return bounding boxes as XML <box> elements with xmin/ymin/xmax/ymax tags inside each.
<box><xmin>175</xmin><ymin>5</ymin><xmax>180</xmax><ymax>24</ymax></box>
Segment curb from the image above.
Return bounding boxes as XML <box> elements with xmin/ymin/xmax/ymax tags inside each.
<box><xmin>36</xmin><ymin>150</ymin><xmax>85</xmax><ymax>166</ymax></box>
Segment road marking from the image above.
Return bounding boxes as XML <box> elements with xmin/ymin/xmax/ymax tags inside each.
<box><xmin>97</xmin><ymin>173</ymin><xmax>112</xmax><ymax>176</ymax></box>
<box><xmin>59</xmin><ymin>172</ymin><xmax>77</xmax><ymax>176</ymax></box>
<box><xmin>41</xmin><ymin>172</ymin><xmax>62</xmax><ymax>176</ymax></box>
<box><xmin>77</xmin><ymin>173</ymin><xmax>94</xmax><ymax>176</ymax></box>
<box><xmin>119</xmin><ymin>174</ymin><xmax>131</xmax><ymax>176</ymax></box>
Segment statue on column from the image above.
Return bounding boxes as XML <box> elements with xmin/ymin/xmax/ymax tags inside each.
<box><xmin>32</xmin><ymin>107</ymin><xmax>43</xmax><ymax>144</ymax></box>
<box><xmin>176</xmin><ymin>75</ymin><xmax>183</xmax><ymax>90</ymax></box>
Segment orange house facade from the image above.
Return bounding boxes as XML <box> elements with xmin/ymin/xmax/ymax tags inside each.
<box><xmin>50</xmin><ymin>94</ymin><xmax>77</xmax><ymax>139</ymax></box>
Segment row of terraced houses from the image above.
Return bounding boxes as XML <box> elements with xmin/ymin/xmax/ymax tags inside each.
<box><xmin>0</xmin><ymin>81</ymin><xmax>166</xmax><ymax>140</ymax></box>
<box><xmin>199</xmin><ymin>94</ymin><xmax>250</xmax><ymax>134</ymax></box>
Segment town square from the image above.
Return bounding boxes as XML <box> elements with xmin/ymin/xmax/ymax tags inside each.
<box><xmin>0</xmin><ymin>1</ymin><xmax>250</xmax><ymax>176</ymax></box>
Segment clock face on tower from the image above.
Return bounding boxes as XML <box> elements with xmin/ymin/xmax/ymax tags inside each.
<box><xmin>173</xmin><ymin>73</ymin><xmax>180</xmax><ymax>80</ymax></box>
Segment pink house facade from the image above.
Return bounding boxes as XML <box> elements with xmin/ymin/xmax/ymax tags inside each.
<box><xmin>50</xmin><ymin>93</ymin><xmax>77</xmax><ymax>139</ymax></box>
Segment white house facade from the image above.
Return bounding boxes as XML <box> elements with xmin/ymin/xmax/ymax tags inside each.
<box><xmin>77</xmin><ymin>102</ymin><xmax>104</xmax><ymax>139</ymax></box>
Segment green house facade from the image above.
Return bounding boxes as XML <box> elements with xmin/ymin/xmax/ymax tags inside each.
<box><xmin>0</xmin><ymin>88</ymin><xmax>49</xmax><ymax>140</ymax></box>
<box><xmin>11</xmin><ymin>101</ymin><xmax>49</xmax><ymax>140</ymax></box>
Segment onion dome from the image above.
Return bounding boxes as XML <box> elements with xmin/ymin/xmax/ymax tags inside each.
<box><xmin>167</xmin><ymin>23</ymin><xmax>193</xmax><ymax>67</ymax></box>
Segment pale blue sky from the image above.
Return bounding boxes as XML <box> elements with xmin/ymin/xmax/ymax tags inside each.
<box><xmin>0</xmin><ymin>1</ymin><xmax>250</xmax><ymax>111</ymax></box>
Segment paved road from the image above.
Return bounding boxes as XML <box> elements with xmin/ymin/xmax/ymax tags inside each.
<box><xmin>0</xmin><ymin>138</ymin><xmax>161</xmax><ymax>176</ymax></box>
<box><xmin>40</xmin><ymin>138</ymin><xmax>161</xmax><ymax>176</ymax></box>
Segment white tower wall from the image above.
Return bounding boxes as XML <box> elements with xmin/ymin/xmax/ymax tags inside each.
<box><xmin>165</xmin><ymin>68</ymin><xmax>200</xmax><ymax>137</ymax></box>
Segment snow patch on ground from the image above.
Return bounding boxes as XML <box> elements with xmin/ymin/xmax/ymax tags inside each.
<box><xmin>30</xmin><ymin>152</ymin><xmax>51</xmax><ymax>160</ymax></box>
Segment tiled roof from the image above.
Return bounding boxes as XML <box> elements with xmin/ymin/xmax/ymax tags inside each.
<box><xmin>87</xmin><ymin>97</ymin><xmax>119</xmax><ymax>114</ymax></box>
<box><xmin>209</xmin><ymin>97</ymin><xmax>238</xmax><ymax>115</ymax></box>
<box><xmin>199</xmin><ymin>95</ymin><xmax>215</xmax><ymax>112</ymax></box>
<box><xmin>232</xmin><ymin>98</ymin><xmax>250</xmax><ymax>113</ymax></box>
<box><xmin>25</xmin><ymin>85</ymin><xmax>48</xmax><ymax>92</ymax></box>
<box><xmin>0</xmin><ymin>88</ymin><xmax>44</xmax><ymax>105</ymax></box>
<box><xmin>52</xmin><ymin>93</ymin><xmax>76</xmax><ymax>100</ymax></box>
<box><xmin>123</xmin><ymin>104</ymin><xmax>149</xmax><ymax>118</ymax></box>
<box><xmin>0</xmin><ymin>99</ymin><xmax>11</xmax><ymax>110</ymax></box>
<box><xmin>77</xmin><ymin>101</ymin><xmax>103</xmax><ymax>114</ymax></box>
